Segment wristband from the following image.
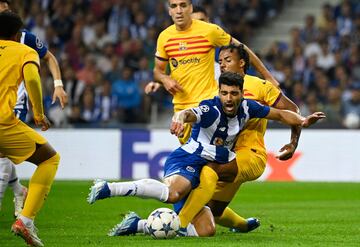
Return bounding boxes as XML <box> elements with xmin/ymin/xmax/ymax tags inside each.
<box><xmin>54</xmin><ymin>79</ymin><xmax>63</xmax><ymax>87</ymax></box>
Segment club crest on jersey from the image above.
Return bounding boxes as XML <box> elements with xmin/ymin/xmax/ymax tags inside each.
<box><xmin>199</xmin><ymin>105</ymin><xmax>210</xmax><ymax>113</ymax></box>
<box><xmin>179</xmin><ymin>42</ymin><xmax>187</xmax><ymax>51</ymax></box>
<box><xmin>214</xmin><ymin>137</ymin><xmax>224</xmax><ymax>146</ymax></box>
<box><xmin>186</xmin><ymin>166</ymin><xmax>195</xmax><ymax>173</ymax></box>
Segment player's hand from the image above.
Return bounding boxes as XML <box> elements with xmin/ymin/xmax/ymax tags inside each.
<box><xmin>34</xmin><ymin>115</ymin><xmax>51</xmax><ymax>131</ymax></box>
<box><xmin>52</xmin><ymin>86</ymin><xmax>68</xmax><ymax>109</ymax></box>
<box><xmin>145</xmin><ymin>81</ymin><xmax>162</xmax><ymax>94</ymax></box>
<box><xmin>302</xmin><ymin>112</ymin><xmax>326</xmax><ymax>128</ymax></box>
<box><xmin>170</xmin><ymin>111</ymin><xmax>186</xmax><ymax>137</ymax></box>
<box><xmin>276</xmin><ymin>143</ymin><xmax>296</xmax><ymax>160</ymax></box>
<box><xmin>163</xmin><ymin>78</ymin><xmax>183</xmax><ymax>95</ymax></box>
<box><xmin>170</xmin><ymin>121</ymin><xmax>184</xmax><ymax>137</ymax></box>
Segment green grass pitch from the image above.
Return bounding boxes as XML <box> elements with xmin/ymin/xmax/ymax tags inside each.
<box><xmin>1</xmin><ymin>181</ymin><xmax>359</xmax><ymax>246</ymax></box>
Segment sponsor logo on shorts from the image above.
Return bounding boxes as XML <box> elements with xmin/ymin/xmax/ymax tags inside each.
<box><xmin>186</xmin><ymin>166</ymin><xmax>195</xmax><ymax>173</ymax></box>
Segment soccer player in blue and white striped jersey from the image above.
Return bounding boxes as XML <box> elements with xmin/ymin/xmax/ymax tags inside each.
<box><xmin>88</xmin><ymin>71</ymin><xmax>325</xmax><ymax>237</ymax></box>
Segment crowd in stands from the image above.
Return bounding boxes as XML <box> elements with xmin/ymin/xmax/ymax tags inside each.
<box><xmin>262</xmin><ymin>0</ymin><xmax>360</xmax><ymax>128</ymax></box>
<box><xmin>13</xmin><ymin>0</ymin><xmax>360</xmax><ymax>128</ymax></box>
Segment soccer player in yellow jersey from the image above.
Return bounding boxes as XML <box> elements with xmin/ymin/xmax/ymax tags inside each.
<box><xmin>154</xmin><ymin>0</ymin><xmax>279</xmax><ymax>144</ymax></box>
<box><xmin>177</xmin><ymin>44</ymin><xmax>302</xmax><ymax>235</ymax></box>
<box><xmin>0</xmin><ymin>0</ymin><xmax>67</xmax><ymax>218</ymax></box>
<box><xmin>0</xmin><ymin>11</ymin><xmax>60</xmax><ymax>247</ymax></box>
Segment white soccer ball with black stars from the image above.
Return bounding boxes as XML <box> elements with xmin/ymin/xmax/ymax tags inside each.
<box><xmin>146</xmin><ymin>207</ymin><xmax>180</xmax><ymax>239</ymax></box>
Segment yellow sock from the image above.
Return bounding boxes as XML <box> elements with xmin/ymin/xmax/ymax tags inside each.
<box><xmin>21</xmin><ymin>153</ymin><xmax>60</xmax><ymax>219</ymax></box>
<box><xmin>179</xmin><ymin>166</ymin><xmax>218</xmax><ymax>228</ymax></box>
<box><xmin>215</xmin><ymin>207</ymin><xmax>247</xmax><ymax>231</ymax></box>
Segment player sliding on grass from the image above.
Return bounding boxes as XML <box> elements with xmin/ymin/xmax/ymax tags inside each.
<box><xmin>144</xmin><ymin>0</ymin><xmax>300</xmax><ymax>234</ymax></box>
<box><xmin>88</xmin><ymin>71</ymin><xmax>325</xmax><ymax>236</ymax></box>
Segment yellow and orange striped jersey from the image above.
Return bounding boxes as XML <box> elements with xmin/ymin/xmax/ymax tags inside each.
<box><xmin>0</xmin><ymin>40</ymin><xmax>39</xmax><ymax>127</ymax></box>
<box><xmin>234</xmin><ymin>74</ymin><xmax>282</xmax><ymax>157</ymax></box>
<box><xmin>156</xmin><ymin>19</ymin><xmax>231</xmax><ymax>111</ymax></box>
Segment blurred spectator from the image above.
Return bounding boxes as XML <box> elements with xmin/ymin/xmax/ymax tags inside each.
<box><xmin>112</xmin><ymin>67</ymin><xmax>141</xmax><ymax>123</ymax></box>
<box><xmin>76</xmin><ymin>55</ymin><xmax>97</xmax><ymax>85</ymax></box>
<box><xmin>12</xmin><ymin>0</ymin><xmax>359</xmax><ymax>128</ymax></box>
<box><xmin>342</xmin><ymin>82</ymin><xmax>360</xmax><ymax>128</ymax></box>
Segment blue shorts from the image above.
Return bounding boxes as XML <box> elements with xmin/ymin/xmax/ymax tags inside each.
<box><xmin>173</xmin><ymin>195</ymin><xmax>188</xmax><ymax>214</ymax></box>
<box><xmin>163</xmin><ymin>147</ymin><xmax>207</xmax><ymax>189</ymax></box>
<box><xmin>14</xmin><ymin>108</ymin><xmax>28</xmax><ymax>122</ymax></box>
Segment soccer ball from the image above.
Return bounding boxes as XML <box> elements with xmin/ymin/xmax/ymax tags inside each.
<box><xmin>146</xmin><ymin>207</ymin><xmax>180</xmax><ymax>239</ymax></box>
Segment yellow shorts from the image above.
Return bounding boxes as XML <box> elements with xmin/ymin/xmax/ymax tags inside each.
<box><xmin>212</xmin><ymin>148</ymin><xmax>267</xmax><ymax>202</ymax></box>
<box><xmin>0</xmin><ymin>121</ymin><xmax>47</xmax><ymax>164</ymax></box>
<box><xmin>178</xmin><ymin>123</ymin><xmax>192</xmax><ymax>145</ymax></box>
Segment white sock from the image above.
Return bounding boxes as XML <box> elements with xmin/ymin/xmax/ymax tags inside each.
<box><xmin>8</xmin><ymin>162</ymin><xmax>24</xmax><ymax>196</ymax></box>
<box><xmin>137</xmin><ymin>219</ymin><xmax>149</xmax><ymax>234</ymax></box>
<box><xmin>0</xmin><ymin>157</ymin><xmax>12</xmax><ymax>203</ymax></box>
<box><xmin>187</xmin><ymin>223</ymin><xmax>199</xmax><ymax>237</ymax></box>
<box><xmin>19</xmin><ymin>214</ymin><xmax>34</xmax><ymax>227</ymax></box>
<box><xmin>108</xmin><ymin>179</ymin><xmax>169</xmax><ymax>202</ymax></box>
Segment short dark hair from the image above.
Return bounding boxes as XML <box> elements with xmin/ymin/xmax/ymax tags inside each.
<box><xmin>168</xmin><ymin>0</ymin><xmax>192</xmax><ymax>4</ymax></box>
<box><xmin>0</xmin><ymin>10</ymin><xmax>22</xmax><ymax>39</ymax></box>
<box><xmin>219</xmin><ymin>71</ymin><xmax>244</xmax><ymax>91</ymax></box>
<box><xmin>0</xmin><ymin>0</ymin><xmax>11</xmax><ymax>4</ymax></box>
<box><xmin>192</xmin><ymin>6</ymin><xmax>207</xmax><ymax>16</ymax></box>
<box><xmin>219</xmin><ymin>44</ymin><xmax>250</xmax><ymax>73</ymax></box>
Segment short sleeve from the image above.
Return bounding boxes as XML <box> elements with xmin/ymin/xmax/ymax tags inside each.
<box><xmin>208</xmin><ymin>24</ymin><xmax>231</xmax><ymax>47</ymax></box>
<box><xmin>23</xmin><ymin>48</ymin><xmax>40</xmax><ymax>69</ymax></box>
<box><xmin>155</xmin><ymin>31</ymin><xmax>168</xmax><ymax>61</ymax></box>
<box><xmin>262</xmin><ymin>80</ymin><xmax>282</xmax><ymax>106</ymax></box>
<box><xmin>191</xmin><ymin>100</ymin><xmax>219</xmax><ymax>128</ymax></box>
<box><xmin>246</xmin><ymin>99</ymin><xmax>270</xmax><ymax>118</ymax></box>
<box><xmin>23</xmin><ymin>31</ymin><xmax>48</xmax><ymax>59</ymax></box>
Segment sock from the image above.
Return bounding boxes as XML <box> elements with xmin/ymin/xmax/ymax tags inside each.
<box><xmin>187</xmin><ymin>223</ymin><xmax>199</xmax><ymax>237</ymax></box>
<box><xmin>108</xmin><ymin>179</ymin><xmax>169</xmax><ymax>202</ymax></box>
<box><xmin>0</xmin><ymin>157</ymin><xmax>12</xmax><ymax>206</ymax></box>
<box><xmin>21</xmin><ymin>153</ymin><xmax>60</xmax><ymax>219</ymax></box>
<box><xmin>138</xmin><ymin>219</ymin><xmax>148</xmax><ymax>234</ymax></box>
<box><xmin>178</xmin><ymin>166</ymin><xmax>219</xmax><ymax>228</ymax></box>
<box><xmin>8</xmin><ymin>162</ymin><xmax>24</xmax><ymax>196</ymax></box>
<box><xmin>215</xmin><ymin>207</ymin><xmax>247</xmax><ymax>231</ymax></box>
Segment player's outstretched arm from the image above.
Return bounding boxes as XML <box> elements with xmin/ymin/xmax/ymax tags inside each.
<box><xmin>274</xmin><ymin>94</ymin><xmax>302</xmax><ymax>160</ymax></box>
<box><xmin>153</xmin><ymin>57</ymin><xmax>183</xmax><ymax>95</ymax></box>
<box><xmin>23</xmin><ymin>62</ymin><xmax>51</xmax><ymax>131</ymax></box>
<box><xmin>231</xmin><ymin>38</ymin><xmax>280</xmax><ymax>88</ymax></box>
<box><xmin>170</xmin><ymin>110</ymin><xmax>197</xmax><ymax>137</ymax></box>
<box><xmin>43</xmin><ymin>51</ymin><xmax>68</xmax><ymax>109</ymax></box>
<box><xmin>266</xmin><ymin>108</ymin><xmax>326</xmax><ymax>128</ymax></box>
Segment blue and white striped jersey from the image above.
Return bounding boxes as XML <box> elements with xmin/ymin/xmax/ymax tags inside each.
<box><xmin>181</xmin><ymin>96</ymin><xmax>270</xmax><ymax>163</ymax></box>
<box><xmin>15</xmin><ymin>30</ymin><xmax>48</xmax><ymax>121</ymax></box>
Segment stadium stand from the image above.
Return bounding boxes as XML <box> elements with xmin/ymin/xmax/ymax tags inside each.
<box><xmin>13</xmin><ymin>0</ymin><xmax>360</xmax><ymax>128</ymax></box>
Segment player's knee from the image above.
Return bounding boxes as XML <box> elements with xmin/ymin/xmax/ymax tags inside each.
<box><xmin>167</xmin><ymin>189</ymin><xmax>181</xmax><ymax>203</ymax></box>
<box><xmin>197</xmin><ymin>222</ymin><xmax>216</xmax><ymax>237</ymax></box>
